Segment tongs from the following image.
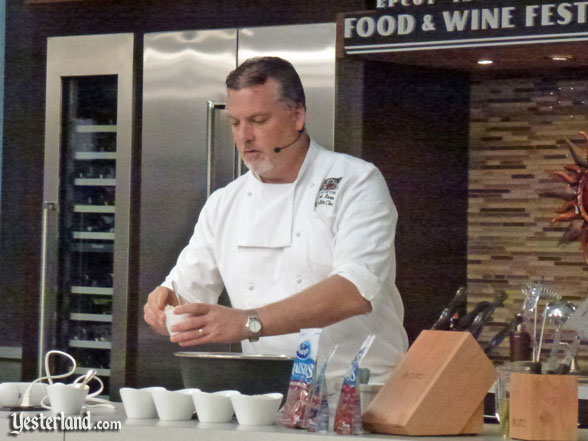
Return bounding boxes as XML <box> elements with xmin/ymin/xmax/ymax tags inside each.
<box><xmin>431</xmin><ymin>287</ymin><xmax>467</xmax><ymax>330</ymax></box>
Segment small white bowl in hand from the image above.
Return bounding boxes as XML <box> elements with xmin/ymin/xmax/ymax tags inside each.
<box><xmin>192</xmin><ymin>390</ymin><xmax>239</xmax><ymax>423</ymax></box>
<box><xmin>165</xmin><ymin>307</ymin><xmax>192</xmax><ymax>335</ymax></box>
<box><xmin>230</xmin><ymin>392</ymin><xmax>283</xmax><ymax>426</ymax></box>
<box><xmin>151</xmin><ymin>388</ymin><xmax>197</xmax><ymax>421</ymax></box>
<box><xmin>120</xmin><ymin>387</ymin><xmax>164</xmax><ymax>419</ymax></box>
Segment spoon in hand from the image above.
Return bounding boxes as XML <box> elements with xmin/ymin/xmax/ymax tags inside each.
<box><xmin>171</xmin><ymin>280</ymin><xmax>183</xmax><ymax>306</ymax></box>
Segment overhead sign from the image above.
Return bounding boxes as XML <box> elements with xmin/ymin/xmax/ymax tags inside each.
<box><xmin>342</xmin><ymin>0</ymin><xmax>588</xmax><ymax>54</ymax></box>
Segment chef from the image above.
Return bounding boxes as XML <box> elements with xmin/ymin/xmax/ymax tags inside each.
<box><xmin>144</xmin><ymin>56</ymin><xmax>408</xmax><ymax>386</ymax></box>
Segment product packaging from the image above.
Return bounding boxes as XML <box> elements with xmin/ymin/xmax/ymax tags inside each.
<box><xmin>281</xmin><ymin>328</ymin><xmax>322</xmax><ymax>428</ymax></box>
<box><xmin>304</xmin><ymin>344</ymin><xmax>338</xmax><ymax>433</ymax></box>
<box><xmin>334</xmin><ymin>335</ymin><xmax>376</xmax><ymax>435</ymax></box>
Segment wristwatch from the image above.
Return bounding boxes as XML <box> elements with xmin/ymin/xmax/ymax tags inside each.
<box><xmin>245</xmin><ymin>311</ymin><xmax>262</xmax><ymax>342</ymax></box>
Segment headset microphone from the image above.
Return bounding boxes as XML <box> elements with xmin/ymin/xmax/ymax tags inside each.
<box><xmin>274</xmin><ymin>128</ymin><xmax>305</xmax><ymax>153</ymax></box>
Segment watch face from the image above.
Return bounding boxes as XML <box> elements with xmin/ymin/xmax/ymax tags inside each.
<box><xmin>249</xmin><ymin>318</ymin><xmax>262</xmax><ymax>334</ymax></box>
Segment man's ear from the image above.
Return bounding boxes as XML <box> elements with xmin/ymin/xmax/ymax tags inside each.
<box><xmin>294</xmin><ymin>105</ymin><xmax>306</xmax><ymax>132</ymax></box>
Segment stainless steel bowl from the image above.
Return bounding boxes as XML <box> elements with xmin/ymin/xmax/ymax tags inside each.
<box><xmin>176</xmin><ymin>352</ymin><xmax>294</xmax><ymax>397</ymax></box>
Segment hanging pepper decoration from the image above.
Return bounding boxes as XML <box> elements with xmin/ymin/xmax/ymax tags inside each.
<box><xmin>550</xmin><ymin>131</ymin><xmax>588</xmax><ymax>262</ymax></box>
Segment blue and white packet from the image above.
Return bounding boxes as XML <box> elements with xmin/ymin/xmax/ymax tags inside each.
<box><xmin>281</xmin><ymin>328</ymin><xmax>322</xmax><ymax>428</ymax></box>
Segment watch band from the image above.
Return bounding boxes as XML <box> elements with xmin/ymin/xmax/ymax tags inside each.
<box><xmin>245</xmin><ymin>311</ymin><xmax>262</xmax><ymax>342</ymax></box>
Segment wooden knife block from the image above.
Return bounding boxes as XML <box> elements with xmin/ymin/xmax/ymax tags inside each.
<box><xmin>509</xmin><ymin>372</ymin><xmax>578</xmax><ymax>441</ymax></box>
<box><xmin>362</xmin><ymin>330</ymin><xmax>496</xmax><ymax>436</ymax></box>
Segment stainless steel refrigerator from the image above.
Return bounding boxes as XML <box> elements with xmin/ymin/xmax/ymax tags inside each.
<box><xmin>136</xmin><ymin>23</ymin><xmax>336</xmax><ymax>389</ymax></box>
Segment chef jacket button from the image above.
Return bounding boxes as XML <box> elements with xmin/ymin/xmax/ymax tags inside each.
<box><xmin>247</xmin><ymin>191</ymin><xmax>252</xmax><ymax>197</ymax></box>
<box><xmin>248</xmin><ymin>283</ymin><xmax>255</xmax><ymax>291</ymax></box>
<box><xmin>295</xmin><ymin>231</ymin><xmax>301</xmax><ymax>238</ymax></box>
<box><xmin>296</xmin><ymin>277</ymin><xmax>302</xmax><ymax>284</ymax></box>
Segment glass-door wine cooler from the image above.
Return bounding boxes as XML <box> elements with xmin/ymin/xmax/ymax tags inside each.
<box><xmin>41</xmin><ymin>34</ymin><xmax>134</xmax><ymax>398</ymax></box>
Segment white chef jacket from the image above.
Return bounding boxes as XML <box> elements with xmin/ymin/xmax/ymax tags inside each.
<box><xmin>164</xmin><ymin>139</ymin><xmax>408</xmax><ymax>386</ymax></box>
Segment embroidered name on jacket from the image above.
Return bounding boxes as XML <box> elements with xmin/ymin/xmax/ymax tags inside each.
<box><xmin>315</xmin><ymin>177</ymin><xmax>342</xmax><ymax>207</ymax></box>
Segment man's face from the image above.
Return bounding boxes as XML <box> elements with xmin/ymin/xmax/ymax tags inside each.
<box><xmin>226</xmin><ymin>79</ymin><xmax>305</xmax><ymax>178</ymax></box>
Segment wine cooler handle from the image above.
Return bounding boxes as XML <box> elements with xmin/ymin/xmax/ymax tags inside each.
<box><xmin>206</xmin><ymin>100</ymin><xmax>227</xmax><ymax>199</ymax></box>
<box><xmin>38</xmin><ymin>201</ymin><xmax>57</xmax><ymax>377</ymax></box>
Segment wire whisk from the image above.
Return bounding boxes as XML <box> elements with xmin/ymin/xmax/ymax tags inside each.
<box><xmin>521</xmin><ymin>281</ymin><xmax>562</xmax><ymax>362</ymax></box>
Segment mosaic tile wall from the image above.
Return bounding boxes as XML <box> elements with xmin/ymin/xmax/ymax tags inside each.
<box><xmin>468</xmin><ymin>76</ymin><xmax>588</xmax><ymax>364</ymax></box>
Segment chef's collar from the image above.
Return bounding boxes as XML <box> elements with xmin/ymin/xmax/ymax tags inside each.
<box><xmin>292</xmin><ymin>138</ymin><xmax>319</xmax><ymax>184</ymax></box>
<box><xmin>237</xmin><ymin>140</ymin><xmax>319</xmax><ymax>248</ymax></box>
<box><xmin>238</xmin><ymin>178</ymin><xmax>294</xmax><ymax>248</ymax></box>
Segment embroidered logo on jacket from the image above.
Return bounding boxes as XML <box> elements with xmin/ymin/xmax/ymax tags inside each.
<box><xmin>315</xmin><ymin>177</ymin><xmax>342</xmax><ymax>207</ymax></box>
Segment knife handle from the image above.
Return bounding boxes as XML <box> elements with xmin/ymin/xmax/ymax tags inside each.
<box><xmin>431</xmin><ymin>287</ymin><xmax>467</xmax><ymax>330</ymax></box>
<box><xmin>455</xmin><ymin>301</ymin><xmax>490</xmax><ymax>331</ymax></box>
<box><xmin>530</xmin><ymin>362</ymin><xmax>542</xmax><ymax>374</ymax></box>
<box><xmin>484</xmin><ymin>315</ymin><xmax>523</xmax><ymax>354</ymax></box>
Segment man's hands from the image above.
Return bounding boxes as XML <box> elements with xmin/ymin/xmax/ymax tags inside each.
<box><xmin>144</xmin><ymin>285</ymin><xmax>250</xmax><ymax>345</ymax></box>
<box><xmin>144</xmin><ymin>285</ymin><xmax>178</xmax><ymax>335</ymax></box>
<box><xmin>144</xmin><ymin>275</ymin><xmax>371</xmax><ymax>346</ymax></box>
<box><xmin>169</xmin><ymin>303</ymin><xmax>249</xmax><ymax>346</ymax></box>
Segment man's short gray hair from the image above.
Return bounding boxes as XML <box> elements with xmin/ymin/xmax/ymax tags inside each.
<box><xmin>226</xmin><ymin>56</ymin><xmax>306</xmax><ymax>110</ymax></box>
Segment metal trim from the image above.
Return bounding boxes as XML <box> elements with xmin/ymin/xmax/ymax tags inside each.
<box><xmin>38</xmin><ymin>201</ymin><xmax>56</xmax><ymax>377</ymax></box>
<box><xmin>175</xmin><ymin>352</ymin><xmax>293</xmax><ymax>361</ymax></box>
<box><xmin>206</xmin><ymin>100</ymin><xmax>227</xmax><ymax>198</ymax></box>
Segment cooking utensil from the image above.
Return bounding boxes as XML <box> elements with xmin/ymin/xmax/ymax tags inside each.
<box><xmin>74</xmin><ymin>369</ymin><xmax>97</xmax><ymax>389</ymax></box>
<box><xmin>455</xmin><ymin>301</ymin><xmax>490</xmax><ymax>332</ymax></box>
<box><xmin>465</xmin><ymin>291</ymin><xmax>508</xmax><ymax>338</ymax></box>
<box><xmin>556</xmin><ymin>335</ymin><xmax>582</xmax><ymax>374</ymax></box>
<box><xmin>536</xmin><ymin>306</ymin><xmax>550</xmax><ymax>362</ymax></box>
<box><xmin>563</xmin><ymin>297</ymin><xmax>588</xmax><ymax>334</ymax></box>
<box><xmin>484</xmin><ymin>314</ymin><xmax>523</xmax><ymax>354</ymax></box>
<box><xmin>431</xmin><ymin>287</ymin><xmax>467</xmax><ymax>330</ymax></box>
<box><xmin>557</xmin><ymin>297</ymin><xmax>588</xmax><ymax>374</ymax></box>
<box><xmin>176</xmin><ymin>352</ymin><xmax>294</xmax><ymax>401</ymax></box>
<box><xmin>522</xmin><ymin>282</ymin><xmax>562</xmax><ymax>362</ymax></box>
<box><xmin>171</xmin><ymin>280</ymin><xmax>182</xmax><ymax>306</ymax></box>
<box><xmin>543</xmin><ymin>300</ymin><xmax>576</xmax><ymax>373</ymax></box>
<box><xmin>539</xmin><ymin>287</ymin><xmax>561</xmax><ymax>302</ymax></box>
<box><xmin>521</xmin><ymin>282</ymin><xmax>543</xmax><ymax>360</ymax></box>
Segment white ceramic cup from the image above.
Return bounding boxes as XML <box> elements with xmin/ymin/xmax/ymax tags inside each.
<box><xmin>231</xmin><ymin>392</ymin><xmax>283</xmax><ymax>426</ymax></box>
<box><xmin>0</xmin><ymin>382</ymin><xmax>49</xmax><ymax>407</ymax></box>
<box><xmin>0</xmin><ymin>383</ymin><xmax>19</xmax><ymax>407</ymax></box>
<box><xmin>24</xmin><ymin>383</ymin><xmax>50</xmax><ymax>407</ymax></box>
<box><xmin>151</xmin><ymin>388</ymin><xmax>196</xmax><ymax>421</ymax></box>
<box><xmin>120</xmin><ymin>387</ymin><xmax>164</xmax><ymax>419</ymax></box>
<box><xmin>165</xmin><ymin>308</ymin><xmax>193</xmax><ymax>335</ymax></box>
<box><xmin>192</xmin><ymin>390</ymin><xmax>239</xmax><ymax>423</ymax></box>
<box><xmin>42</xmin><ymin>383</ymin><xmax>88</xmax><ymax>415</ymax></box>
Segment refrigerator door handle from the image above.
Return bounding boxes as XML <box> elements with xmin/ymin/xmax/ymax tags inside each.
<box><xmin>206</xmin><ymin>100</ymin><xmax>227</xmax><ymax>198</ymax></box>
<box><xmin>38</xmin><ymin>201</ymin><xmax>57</xmax><ymax>377</ymax></box>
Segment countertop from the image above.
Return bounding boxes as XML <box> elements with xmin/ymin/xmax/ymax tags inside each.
<box><xmin>3</xmin><ymin>404</ymin><xmax>588</xmax><ymax>441</ymax></box>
